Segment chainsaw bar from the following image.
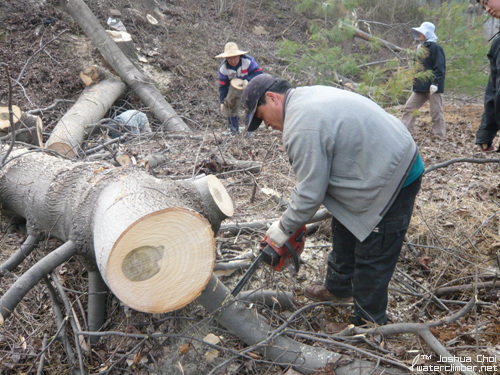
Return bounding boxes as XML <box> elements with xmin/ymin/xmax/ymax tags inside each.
<box><xmin>230</xmin><ymin>252</ymin><xmax>264</xmax><ymax>297</ymax></box>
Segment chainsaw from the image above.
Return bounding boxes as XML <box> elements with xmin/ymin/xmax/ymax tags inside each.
<box><xmin>231</xmin><ymin>225</ymin><xmax>307</xmax><ymax>297</ymax></box>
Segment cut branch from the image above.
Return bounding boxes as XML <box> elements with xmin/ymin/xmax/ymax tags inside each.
<box><xmin>0</xmin><ymin>234</ymin><xmax>39</xmax><ymax>272</ymax></box>
<box><xmin>424</xmin><ymin>157</ymin><xmax>500</xmax><ymax>174</ymax></box>
<box><xmin>336</xmin><ymin>297</ymin><xmax>477</xmax><ymax>375</ymax></box>
<box><xmin>0</xmin><ymin>240</ymin><xmax>78</xmax><ymax>324</ymax></box>
<box><xmin>196</xmin><ymin>274</ymin><xmax>406</xmax><ymax>375</ymax></box>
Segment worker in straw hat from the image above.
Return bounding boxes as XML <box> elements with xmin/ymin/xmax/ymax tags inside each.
<box><xmin>215</xmin><ymin>42</ymin><xmax>262</xmax><ymax>136</ymax></box>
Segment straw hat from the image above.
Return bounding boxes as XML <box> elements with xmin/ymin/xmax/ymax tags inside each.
<box><xmin>215</xmin><ymin>42</ymin><xmax>248</xmax><ymax>58</ymax></box>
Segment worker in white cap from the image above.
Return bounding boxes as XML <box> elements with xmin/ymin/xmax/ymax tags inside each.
<box><xmin>401</xmin><ymin>22</ymin><xmax>446</xmax><ymax>138</ymax></box>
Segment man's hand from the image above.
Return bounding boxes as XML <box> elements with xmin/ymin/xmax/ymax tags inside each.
<box><xmin>429</xmin><ymin>85</ymin><xmax>438</xmax><ymax>95</ymax></box>
<box><xmin>220</xmin><ymin>103</ymin><xmax>226</xmax><ymax>113</ymax></box>
<box><xmin>266</xmin><ymin>221</ymin><xmax>290</xmax><ymax>248</ymax></box>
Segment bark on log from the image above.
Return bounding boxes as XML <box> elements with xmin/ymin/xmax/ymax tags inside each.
<box><xmin>196</xmin><ymin>274</ymin><xmax>406</xmax><ymax>375</ymax></box>
<box><xmin>222</xmin><ymin>78</ymin><xmax>245</xmax><ymax>117</ymax></box>
<box><xmin>0</xmin><ymin>148</ymin><xmax>233</xmax><ymax>318</ymax></box>
<box><xmin>45</xmin><ymin>77</ymin><xmax>125</xmax><ymax>157</ymax></box>
<box><xmin>65</xmin><ymin>0</ymin><xmax>190</xmax><ymax>133</ymax></box>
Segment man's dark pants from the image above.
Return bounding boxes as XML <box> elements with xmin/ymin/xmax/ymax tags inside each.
<box><xmin>325</xmin><ymin>176</ymin><xmax>422</xmax><ymax>326</ymax></box>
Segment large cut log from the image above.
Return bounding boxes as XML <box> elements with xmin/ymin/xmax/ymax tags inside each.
<box><xmin>65</xmin><ymin>0</ymin><xmax>190</xmax><ymax>133</ymax></box>
<box><xmin>45</xmin><ymin>76</ymin><xmax>125</xmax><ymax>157</ymax></box>
<box><xmin>0</xmin><ymin>148</ymin><xmax>233</xmax><ymax>318</ymax></box>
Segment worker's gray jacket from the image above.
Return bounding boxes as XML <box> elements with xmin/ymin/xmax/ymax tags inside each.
<box><xmin>280</xmin><ymin>86</ymin><xmax>418</xmax><ymax>242</ymax></box>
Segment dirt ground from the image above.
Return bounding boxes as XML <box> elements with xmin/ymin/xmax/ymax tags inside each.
<box><xmin>1</xmin><ymin>0</ymin><xmax>500</xmax><ymax>374</ymax></box>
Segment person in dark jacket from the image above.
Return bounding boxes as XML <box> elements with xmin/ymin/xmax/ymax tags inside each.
<box><xmin>401</xmin><ymin>22</ymin><xmax>446</xmax><ymax>138</ymax></box>
<box><xmin>476</xmin><ymin>0</ymin><xmax>500</xmax><ymax>151</ymax></box>
<box><xmin>215</xmin><ymin>42</ymin><xmax>262</xmax><ymax>136</ymax></box>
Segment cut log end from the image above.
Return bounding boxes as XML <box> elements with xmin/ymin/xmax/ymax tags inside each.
<box><xmin>0</xmin><ymin>105</ymin><xmax>21</xmax><ymax>130</ymax></box>
<box><xmin>106</xmin><ymin>207</ymin><xmax>215</xmax><ymax>313</ymax></box>
<box><xmin>204</xmin><ymin>175</ymin><xmax>234</xmax><ymax>218</ymax></box>
<box><xmin>46</xmin><ymin>142</ymin><xmax>77</xmax><ymax>158</ymax></box>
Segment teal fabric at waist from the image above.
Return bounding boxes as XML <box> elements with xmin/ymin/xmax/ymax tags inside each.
<box><xmin>403</xmin><ymin>152</ymin><xmax>424</xmax><ymax>188</ymax></box>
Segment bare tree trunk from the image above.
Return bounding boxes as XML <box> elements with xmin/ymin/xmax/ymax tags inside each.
<box><xmin>45</xmin><ymin>77</ymin><xmax>125</xmax><ymax>157</ymax></box>
<box><xmin>65</xmin><ymin>0</ymin><xmax>191</xmax><ymax>133</ymax></box>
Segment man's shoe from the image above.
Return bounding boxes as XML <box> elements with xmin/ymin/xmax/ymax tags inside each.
<box><xmin>304</xmin><ymin>283</ymin><xmax>353</xmax><ymax>303</ymax></box>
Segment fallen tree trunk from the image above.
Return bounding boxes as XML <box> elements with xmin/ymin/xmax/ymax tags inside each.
<box><xmin>196</xmin><ymin>274</ymin><xmax>406</xmax><ymax>375</ymax></box>
<box><xmin>0</xmin><ymin>148</ymin><xmax>233</xmax><ymax>320</ymax></box>
<box><xmin>65</xmin><ymin>0</ymin><xmax>190</xmax><ymax>133</ymax></box>
<box><xmin>45</xmin><ymin>76</ymin><xmax>125</xmax><ymax>157</ymax></box>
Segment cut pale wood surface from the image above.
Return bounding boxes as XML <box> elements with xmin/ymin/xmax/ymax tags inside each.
<box><xmin>0</xmin><ymin>112</ymin><xmax>43</xmax><ymax>147</ymax></box>
<box><xmin>0</xmin><ymin>105</ymin><xmax>21</xmax><ymax>130</ymax></box>
<box><xmin>104</xmin><ymin>208</ymin><xmax>215</xmax><ymax>313</ymax></box>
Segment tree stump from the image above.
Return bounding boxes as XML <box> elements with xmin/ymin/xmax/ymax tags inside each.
<box><xmin>0</xmin><ymin>107</ymin><xmax>44</xmax><ymax>147</ymax></box>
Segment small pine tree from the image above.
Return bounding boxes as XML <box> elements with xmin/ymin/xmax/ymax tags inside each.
<box><xmin>278</xmin><ymin>0</ymin><xmax>490</xmax><ymax>106</ymax></box>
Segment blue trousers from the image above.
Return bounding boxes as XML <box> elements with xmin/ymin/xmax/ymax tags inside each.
<box><xmin>228</xmin><ymin>116</ymin><xmax>239</xmax><ymax>133</ymax></box>
<box><xmin>325</xmin><ymin>176</ymin><xmax>422</xmax><ymax>325</ymax></box>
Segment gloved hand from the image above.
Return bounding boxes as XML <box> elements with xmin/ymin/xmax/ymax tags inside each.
<box><xmin>266</xmin><ymin>221</ymin><xmax>290</xmax><ymax>248</ymax></box>
<box><xmin>480</xmin><ymin>143</ymin><xmax>495</xmax><ymax>152</ymax></box>
<box><xmin>220</xmin><ymin>103</ymin><xmax>226</xmax><ymax>113</ymax></box>
<box><xmin>429</xmin><ymin>85</ymin><xmax>438</xmax><ymax>95</ymax></box>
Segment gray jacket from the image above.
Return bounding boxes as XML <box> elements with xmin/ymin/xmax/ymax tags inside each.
<box><xmin>280</xmin><ymin>86</ymin><xmax>418</xmax><ymax>241</ymax></box>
